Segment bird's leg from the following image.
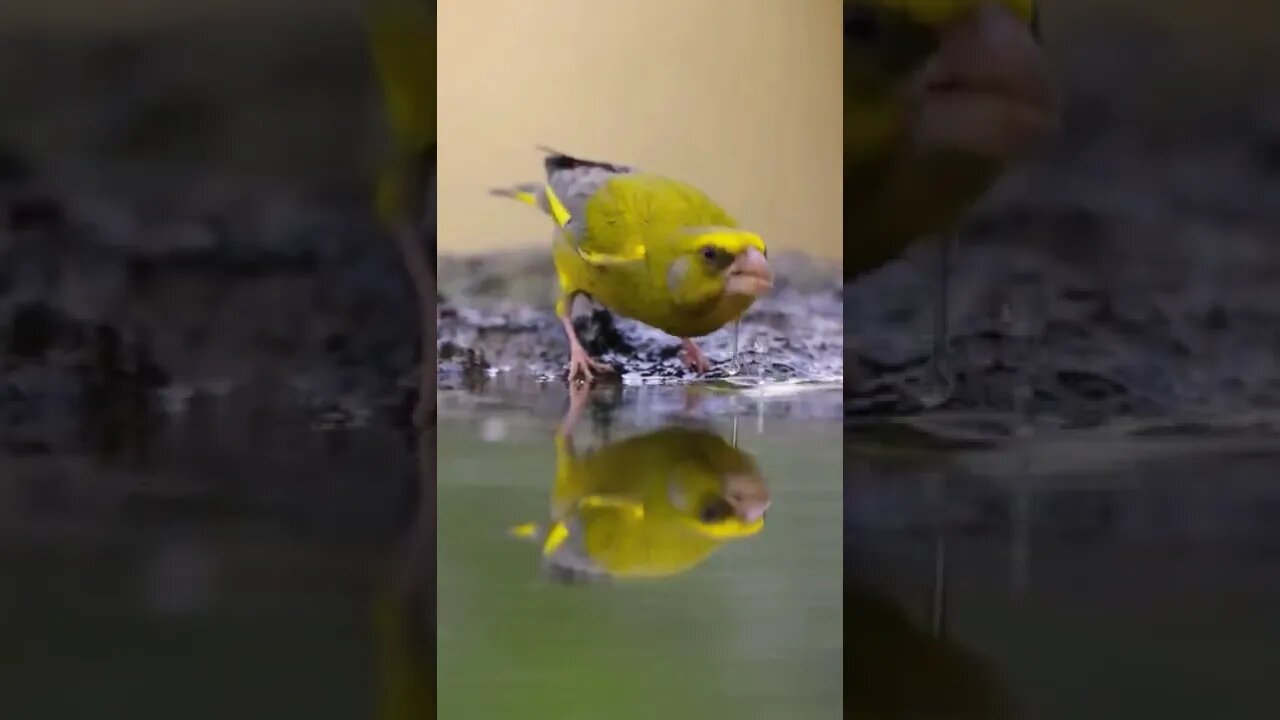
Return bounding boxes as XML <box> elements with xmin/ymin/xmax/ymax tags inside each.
<box><xmin>560</xmin><ymin>379</ymin><xmax>588</xmax><ymax>435</ymax></box>
<box><xmin>844</xmin><ymin>282</ymin><xmax>861</xmax><ymax>393</ymax></box>
<box><xmin>678</xmin><ymin>338</ymin><xmax>711</xmax><ymax>374</ymax></box>
<box><xmin>682</xmin><ymin>386</ymin><xmax>705</xmax><ymax>413</ymax></box>
<box><xmin>915</xmin><ymin>233</ymin><xmax>956</xmax><ymax>409</ymax></box>
<box><xmin>729</xmin><ymin>319</ymin><xmax>742</xmax><ymax>374</ymax></box>
<box><xmin>558</xmin><ymin>378</ymin><xmax>591</xmax><ymax>440</ymax></box>
<box><xmin>390</xmin><ymin>400</ymin><xmax>436</xmax><ymax>647</ymax></box>
<box><xmin>385</xmin><ymin>148</ymin><xmax>437</xmax><ymax>430</ymax></box>
<box><xmin>559</xmin><ymin>301</ymin><xmax>613</xmax><ymax>383</ymax></box>
<box><xmin>390</xmin><ymin>219</ymin><xmax>436</xmax><ymax>429</ymax></box>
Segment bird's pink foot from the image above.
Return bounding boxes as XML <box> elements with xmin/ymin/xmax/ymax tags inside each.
<box><xmin>567</xmin><ymin>342</ymin><xmax>614</xmax><ymax>383</ymax></box>
<box><xmin>560</xmin><ymin>312</ymin><xmax>614</xmax><ymax>384</ymax></box>
<box><xmin>679</xmin><ymin>338</ymin><xmax>711</xmax><ymax>374</ymax></box>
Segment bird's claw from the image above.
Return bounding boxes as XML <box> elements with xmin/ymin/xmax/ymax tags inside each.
<box><xmin>679</xmin><ymin>340</ymin><xmax>711</xmax><ymax>374</ymax></box>
<box><xmin>567</xmin><ymin>347</ymin><xmax>614</xmax><ymax>384</ymax></box>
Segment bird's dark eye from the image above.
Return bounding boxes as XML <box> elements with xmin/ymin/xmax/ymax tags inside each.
<box><xmin>846</xmin><ymin>5</ymin><xmax>940</xmax><ymax>76</ymax></box>
<box><xmin>698</xmin><ymin>497</ymin><xmax>735</xmax><ymax>524</ymax></box>
<box><xmin>845</xmin><ymin>4</ymin><xmax>881</xmax><ymax>43</ymax></box>
<box><xmin>701</xmin><ymin>246</ymin><xmax>719</xmax><ymax>261</ymax></box>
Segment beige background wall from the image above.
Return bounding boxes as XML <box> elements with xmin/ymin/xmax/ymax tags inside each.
<box><xmin>437</xmin><ymin>0</ymin><xmax>844</xmax><ymax>260</ymax></box>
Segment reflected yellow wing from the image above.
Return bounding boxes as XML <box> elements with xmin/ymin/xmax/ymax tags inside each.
<box><xmin>366</xmin><ymin>0</ymin><xmax>436</xmax><ymax>226</ymax></box>
<box><xmin>373</xmin><ymin>575</ymin><xmax>433</xmax><ymax>720</ymax></box>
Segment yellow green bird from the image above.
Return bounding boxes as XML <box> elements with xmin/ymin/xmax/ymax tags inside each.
<box><xmin>366</xmin><ymin>0</ymin><xmax>436</xmax><ymax>426</ymax></box>
<box><xmin>844</xmin><ymin>0</ymin><xmax>1057</xmax><ymax>279</ymax></box>
<box><xmin>492</xmin><ymin>148</ymin><xmax>775</xmax><ymax>382</ymax></box>
<box><xmin>510</xmin><ymin>384</ymin><xmax>771</xmax><ymax>581</ymax></box>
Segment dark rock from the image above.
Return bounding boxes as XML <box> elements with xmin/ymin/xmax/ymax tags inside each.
<box><xmin>6</xmin><ymin>302</ymin><xmax>63</xmax><ymax>360</ymax></box>
<box><xmin>0</xmin><ymin>144</ymin><xmax>34</xmax><ymax>185</ymax></box>
<box><xmin>8</xmin><ymin>195</ymin><xmax>65</xmax><ymax>234</ymax></box>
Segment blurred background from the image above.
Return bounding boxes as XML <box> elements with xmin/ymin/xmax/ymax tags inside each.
<box><xmin>848</xmin><ymin>0</ymin><xmax>1280</xmax><ymax>417</ymax></box>
<box><xmin>846</xmin><ymin>3</ymin><xmax>1280</xmax><ymax>720</ymax></box>
<box><xmin>1</xmin><ymin>3</ymin><xmax>427</xmax><ymax>719</ymax></box>
<box><xmin>0</xmin><ymin>0</ymin><xmax>417</xmax><ymax>413</ymax></box>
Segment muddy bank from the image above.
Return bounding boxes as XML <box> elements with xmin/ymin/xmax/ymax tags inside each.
<box><xmin>435</xmin><ymin>250</ymin><xmax>843</xmax><ymax>390</ymax></box>
<box><xmin>847</xmin><ymin>108</ymin><xmax>1280</xmax><ymax>425</ymax></box>
<box><xmin>0</xmin><ymin>181</ymin><xmax>423</xmax><ymax>447</ymax></box>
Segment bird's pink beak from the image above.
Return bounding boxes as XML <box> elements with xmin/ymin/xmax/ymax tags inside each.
<box><xmin>724</xmin><ymin>473</ymin><xmax>771</xmax><ymax>523</ymax></box>
<box><xmin>725</xmin><ymin>247</ymin><xmax>774</xmax><ymax>297</ymax></box>
<box><xmin>909</xmin><ymin>2</ymin><xmax>1059</xmax><ymax>158</ymax></box>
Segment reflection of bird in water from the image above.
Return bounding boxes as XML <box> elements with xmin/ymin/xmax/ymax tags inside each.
<box><xmin>845</xmin><ymin>579</ymin><xmax>1013</xmax><ymax>719</ymax></box>
<box><xmin>490</xmin><ymin>148</ymin><xmax>775</xmax><ymax>382</ymax></box>
<box><xmin>846</xmin><ymin>461</ymin><xmax>1009</xmax><ymax>717</ymax></box>
<box><xmin>373</xmin><ymin>421</ymin><xmax>435</xmax><ymax>720</ymax></box>
<box><xmin>511</xmin><ymin>383</ymin><xmax>771</xmax><ymax>583</ymax></box>
<box><xmin>366</xmin><ymin>0</ymin><xmax>436</xmax><ymax>427</ymax></box>
<box><xmin>844</xmin><ymin>0</ymin><xmax>1058</xmax><ymax>396</ymax></box>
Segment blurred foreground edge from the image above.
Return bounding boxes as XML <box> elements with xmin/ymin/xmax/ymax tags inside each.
<box><xmin>366</xmin><ymin>1</ymin><xmax>437</xmax><ymax>718</ymax></box>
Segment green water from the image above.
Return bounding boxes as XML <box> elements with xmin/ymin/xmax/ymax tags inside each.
<box><xmin>846</xmin><ymin>413</ymin><xmax>1280</xmax><ymax>719</ymax></box>
<box><xmin>10</xmin><ymin>383</ymin><xmax>1280</xmax><ymax>719</ymax></box>
<box><xmin>437</xmin><ymin>384</ymin><xmax>844</xmax><ymax>719</ymax></box>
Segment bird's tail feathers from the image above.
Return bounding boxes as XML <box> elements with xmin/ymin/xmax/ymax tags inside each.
<box><xmin>488</xmin><ymin>182</ymin><xmax>547</xmax><ymax>210</ymax></box>
<box><xmin>488</xmin><ymin>181</ymin><xmax>572</xmax><ymax>229</ymax></box>
<box><xmin>508</xmin><ymin>521</ymin><xmax>572</xmax><ymax>557</ymax></box>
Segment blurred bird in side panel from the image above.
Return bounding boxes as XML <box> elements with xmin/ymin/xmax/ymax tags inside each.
<box><xmin>844</xmin><ymin>0</ymin><xmax>1057</xmax><ymax>278</ymax></box>
<box><xmin>844</xmin><ymin>0</ymin><xmax>1058</xmax><ymax>397</ymax></box>
<box><xmin>366</xmin><ymin>0</ymin><xmax>437</xmax><ymax>426</ymax></box>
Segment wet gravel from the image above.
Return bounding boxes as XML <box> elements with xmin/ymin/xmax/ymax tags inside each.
<box><xmin>435</xmin><ymin>251</ymin><xmax>843</xmax><ymax>390</ymax></box>
<box><xmin>847</xmin><ymin>119</ymin><xmax>1280</xmax><ymax>426</ymax></box>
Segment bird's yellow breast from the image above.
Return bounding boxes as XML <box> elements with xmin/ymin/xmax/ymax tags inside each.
<box><xmin>553</xmin><ymin>232</ymin><xmax>751</xmax><ymax>339</ymax></box>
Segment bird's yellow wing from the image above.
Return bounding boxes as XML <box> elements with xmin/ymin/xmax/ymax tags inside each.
<box><xmin>501</xmin><ymin>148</ymin><xmax>739</xmax><ymax>271</ymax></box>
<box><xmin>367</xmin><ymin>0</ymin><xmax>435</xmax><ymax>228</ymax></box>
<box><xmin>367</xmin><ymin>0</ymin><xmax>435</xmax><ymax>155</ymax></box>
<box><xmin>534</xmin><ymin>147</ymin><xmax>649</xmax><ymax>263</ymax></box>
<box><xmin>579</xmin><ymin>173</ymin><xmax>740</xmax><ymax>267</ymax></box>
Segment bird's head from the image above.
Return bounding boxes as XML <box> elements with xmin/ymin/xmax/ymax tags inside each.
<box><xmin>843</xmin><ymin>0</ymin><xmax>1059</xmax><ymax>276</ymax></box>
<box><xmin>845</xmin><ymin>0</ymin><xmax>1058</xmax><ymax>165</ymax></box>
<box><xmin>665</xmin><ymin>228</ymin><xmax>774</xmax><ymax>309</ymax></box>
<box><xmin>665</xmin><ymin>433</ymin><xmax>771</xmax><ymax>540</ymax></box>
<box><xmin>679</xmin><ymin>471</ymin><xmax>771</xmax><ymax>539</ymax></box>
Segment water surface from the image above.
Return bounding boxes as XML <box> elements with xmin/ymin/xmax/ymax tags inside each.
<box><xmin>437</xmin><ymin>382</ymin><xmax>844</xmax><ymax>719</ymax></box>
<box><xmin>1</xmin><ymin>394</ymin><xmax>427</xmax><ymax>718</ymax></box>
<box><xmin>847</xmin><ymin>416</ymin><xmax>1280</xmax><ymax>719</ymax></box>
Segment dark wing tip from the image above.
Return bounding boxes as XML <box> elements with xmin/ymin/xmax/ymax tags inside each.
<box><xmin>536</xmin><ymin>145</ymin><xmax>628</xmax><ymax>174</ymax></box>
